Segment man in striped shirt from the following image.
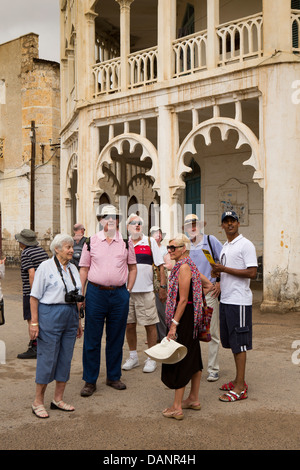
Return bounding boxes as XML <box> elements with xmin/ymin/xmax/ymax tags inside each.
<box><xmin>15</xmin><ymin>229</ymin><xmax>49</xmax><ymax>359</ymax></box>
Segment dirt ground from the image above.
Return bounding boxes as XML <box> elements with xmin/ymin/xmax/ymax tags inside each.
<box><xmin>0</xmin><ymin>267</ymin><xmax>300</xmax><ymax>456</ymax></box>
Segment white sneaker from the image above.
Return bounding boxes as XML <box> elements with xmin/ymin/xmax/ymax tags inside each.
<box><xmin>122</xmin><ymin>357</ymin><xmax>139</xmax><ymax>370</ymax></box>
<box><xmin>143</xmin><ymin>358</ymin><xmax>157</xmax><ymax>373</ymax></box>
<box><xmin>207</xmin><ymin>372</ymin><xmax>219</xmax><ymax>382</ymax></box>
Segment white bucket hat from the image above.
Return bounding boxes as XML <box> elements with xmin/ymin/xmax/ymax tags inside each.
<box><xmin>144</xmin><ymin>337</ymin><xmax>187</xmax><ymax>364</ymax></box>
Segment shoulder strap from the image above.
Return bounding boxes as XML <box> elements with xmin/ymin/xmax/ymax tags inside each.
<box><xmin>85</xmin><ymin>237</ymin><xmax>91</xmax><ymax>251</ymax></box>
<box><xmin>207</xmin><ymin>235</ymin><xmax>215</xmax><ymax>262</ymax></box>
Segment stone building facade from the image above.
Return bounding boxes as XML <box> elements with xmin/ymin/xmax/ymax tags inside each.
<box><xmin>0</xmin><ymin>33</ymin><xmax>61</xmax><ymax>263</ymax></box>
<box><xmin>59</xmin><ymin>0</ymin><xmax>300</xmax><ymax>312</ymax></box>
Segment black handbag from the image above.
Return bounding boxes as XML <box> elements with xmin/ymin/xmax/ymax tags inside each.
<box><xmin>0</xmin><ymin>298</ymin><xmax>4</xmax><ymax>326</ymax></box>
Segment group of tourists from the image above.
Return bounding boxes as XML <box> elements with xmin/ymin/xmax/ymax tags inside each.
<box><xmin>13</xmin><ymin>204</ymin><xmax>257</xmax><ymax>420</ymax></box>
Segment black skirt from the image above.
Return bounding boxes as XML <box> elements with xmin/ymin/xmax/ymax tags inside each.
<box><xmin>161</xmin><ymin>283</ymin><xmax>203</xmax><ymax>389</ymax></box>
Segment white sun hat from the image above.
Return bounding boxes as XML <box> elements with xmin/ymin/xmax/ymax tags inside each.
<box><xmin>144</xmin><ymin>337</ymin><xmax>187</xmax><ymax>364</ymax></box>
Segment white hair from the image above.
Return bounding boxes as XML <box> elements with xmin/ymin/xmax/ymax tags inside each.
<box><xmin>126</xmin><ymin>213</ymin><xmax>144</xmax><ymax>225</ymax></box>
<box><xmin>50</xmin><ymin>234</ymin><xmax>74</xmax><ymax>255</ymax></box>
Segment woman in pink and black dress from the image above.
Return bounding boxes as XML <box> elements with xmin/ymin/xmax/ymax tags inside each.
<box><xmin>161</xmin><ymin>234</ymin><xmax>213</xmax><ymax>420</ymax></box>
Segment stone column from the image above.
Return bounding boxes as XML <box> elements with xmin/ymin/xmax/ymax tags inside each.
<box><xmin>263</xmin><ymin>0</ymin><xmax>292</xmax><ymax>55</ymax></box>
<box><xmin>115</xmin><ymin>0</ymin><xmax>134</xmax><ymax>91</ymax></box>
<box><xmin>260</xmin><ymin>64</ymin><xmax>300</xmax><ymax>311</ymax></box>
<box><xmin>157</xmin><ymin>103</ymin><xmax>179</xmax><ymax>240</ymax></box>
<box><xmin>206</xmin><ymin>0</ymin><xmax>219</xmax><ymax>70</ymax></box>
<box><xmin>157</xmin><ymin>0</ymin><xmax>176</xmax><ymax>81</ymax></box>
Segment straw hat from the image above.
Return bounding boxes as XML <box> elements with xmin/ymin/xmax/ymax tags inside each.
<box><xmin>144</xmin><ymin>337</ymin><xmax>187</xmax><ymax>364</ymax></box>
<box><xmin>150</xmin><ymin>225</ymin><xmax>166</xmax><ymax>239</ymax></box>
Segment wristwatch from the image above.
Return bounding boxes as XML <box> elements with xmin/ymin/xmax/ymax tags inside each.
<box><xmin>160</xmin><ymin>285</ymin><xmax>167</xmax><ymax>289</ymax></box>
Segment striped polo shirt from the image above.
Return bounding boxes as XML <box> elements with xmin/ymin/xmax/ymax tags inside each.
<box><xmin>21</xmin><ymin>245</ymin><xmax>49</xmax><ymax>295</ymax></box>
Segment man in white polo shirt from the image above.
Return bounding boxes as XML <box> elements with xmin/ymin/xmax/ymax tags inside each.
<box><xmin>211</xmin><ymin>211</ymin><xmax>257</xmax><ymax>403</ymax></box>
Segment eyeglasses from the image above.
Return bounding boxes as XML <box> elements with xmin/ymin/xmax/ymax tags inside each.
<box><xmin>129</xmin><ymin>221</ymin><xmax>142</xmax><ymax>226</ymax></box>
<box><xmin>103</xmin><ymin>215</ymin><xmax>118</xmax><ymax>220</ymax></box>
<box><xmin>167</xmin><ymin>244</ymin><xmax>185</xmax><ymax>252</ymax></box>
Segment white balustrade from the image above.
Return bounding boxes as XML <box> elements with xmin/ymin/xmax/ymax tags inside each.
<box><xmin>128</xmin><ymin>46</ymin><xmax>158</xmax><ymax>88</ymax></box>
<box><xmin>173</xmin><ymin>30</ymin><xmax>207</xmax><ymax>78</ymax></box>
<box><xmin>217</xmin><ymin>13</ymin><xmax>263</xmax><ymax>66</ymax></box>
<box><xmin>92</xmin><ymin>57</ymin><xmax>121</xmax><ymax>97</ymax></box>
<box><xmin>292</xmin><ymin>10</ymin><xmax>300</xmax><ymax>52</ymax></box>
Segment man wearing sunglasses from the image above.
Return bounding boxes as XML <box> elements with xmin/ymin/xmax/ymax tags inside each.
<box><xmin>78</xmin><ymin>205</ymin><xmax>137</xmax><ymax>396</ymax></box>
<box><xmin>184</xmin><ymin>214</ymin><xmax>223</xmax><ymax>383</ymax></box>
<box><xmin>122</xmin><ymin>214</ymin><xmax>167</xmax><ymax>373</ymax></box>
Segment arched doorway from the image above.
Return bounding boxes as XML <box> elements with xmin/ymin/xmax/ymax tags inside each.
<box><xmin>184</xmin><ymin>158</ymin><xmax>201</xmax><ymax>215</ymax></box>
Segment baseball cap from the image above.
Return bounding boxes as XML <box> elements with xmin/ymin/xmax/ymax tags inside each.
<box><xmin>221</xmin><ymin>211</ymin><xmax>239</xmax><ymax>223</ymax></box>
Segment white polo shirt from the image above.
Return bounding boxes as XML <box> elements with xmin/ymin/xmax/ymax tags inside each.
<box><xmin>130</xmin><ymin>235</ymin><xmax>164</xmax><ymax>293</ymax></box>
<box><xmin>220</xmin><ymin>234</ymin><xmax>257</xmax><ymax>306</ymax></box>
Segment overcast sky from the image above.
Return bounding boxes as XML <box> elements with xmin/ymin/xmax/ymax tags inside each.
<box><xmin>0</xmin><ymin>0</ymin><xmax>60</xmax><ymax>63</ymax></box>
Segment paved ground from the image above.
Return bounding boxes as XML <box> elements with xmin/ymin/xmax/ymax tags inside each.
<box><xmin>0</xmin><ymin>267</ymin><xmax>300</xmax><ymax>454</ymax></box>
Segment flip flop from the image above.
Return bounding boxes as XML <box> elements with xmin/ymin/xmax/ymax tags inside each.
<box><xmin>32</xmin><ymin>404</ymin><xmax>49</xmax><ymax>419</ymax></box>
<box><xmin>50</xmin><ymin>400</ymin><xmax>75</xmax><ymax>412</ymax></box>
<box><xmin>219</xmin><ymin>381</ymin><xmax>248</xmax><ymax>391</ymax></box>
<box><xmin>219</xmin><ymin>389</ymin><xmax>248</xmax><ymax>402</ymax></box>
<box><xmin>162</xmin><ymin>408</ymin><xmax>184</xmax><ymax>420</ymax></box>
<box><xmin>182</xmin><ymin>402</ymin><xmax>201</xmax><ymax>410</ymax></box>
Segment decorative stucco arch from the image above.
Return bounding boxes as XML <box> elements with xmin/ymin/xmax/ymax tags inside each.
<box><xmin>174</xmin><ymin>117</ymin><xmax>263</xmax><ymax>196</ymax></box>
<box><xmin>95</xmin><ymin>133</ymin><xmax>160</xmax><ymax>192</ymax></box>
<box><xmin>65</xmin><ymin>152</ymin><xmax>78</xmax><ymax>197</ymax></box>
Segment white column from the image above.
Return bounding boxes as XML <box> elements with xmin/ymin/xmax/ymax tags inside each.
<box><xmin>206</xmin><ymin>0</ymin><xmax>219</xmax><ymax>70</ymax></box>
<box><xmin>263</xmin><ymin>0</ymin><xmax>292</xmax><ymax>55</ymax></box>
<box><xmin>157</xmin><ymin>104</ymin><xmax>179</xmax><ymax>240</ymax></box>
<box><xmin>116</xmin><ymin>0</ymin><xmax>134</xmax><ymax>91</ymax></box>
<box><xmin>260</xmin><ymin>64</ymin><xmax>300</xmax><ymax>311</ymax></box>
<box><xmin>157</xmin><ymin>0</ymin><xmax>176</xmax><ymax>81</ymax></box>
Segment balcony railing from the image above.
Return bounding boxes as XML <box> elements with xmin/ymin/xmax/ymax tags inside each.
<box><xmin>91</xmin><ymin>10</ymin><xmax>299</xmax><ymax>98</ymax></box>
<box><xmin>173</xmin><ymin>30</ymin><xmax>207</xmax><ymax>78</ymax></box>
<box><xmin>128</xmin><ymin>46</ymin><xmax>158</xmax><ymax>88</ymax></box>
<box><xmin>217</xmin><ymin>13</ymin><xmax>263</xmax><ymax>65</ymax></box>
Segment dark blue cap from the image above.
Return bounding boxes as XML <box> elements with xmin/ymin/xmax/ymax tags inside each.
<box><xmin>221</xmin><ymin>211</ymin><xmax>239</xmax><ymax>223</ymax></box>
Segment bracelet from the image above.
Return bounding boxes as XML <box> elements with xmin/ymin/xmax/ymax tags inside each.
<box><xmin>160</xmin><ymin>285</ymin><xmax>167</xmax><ymax>289</ymax></box>
<box><xmin>31</xmin><ymin>323</ymin><xmax>39</xmax><ymax>326</ymax></box>
<box><xmin>171</xmin><ymin>318</ymin><xmax>179</xmax><ymax>326</ymax></box>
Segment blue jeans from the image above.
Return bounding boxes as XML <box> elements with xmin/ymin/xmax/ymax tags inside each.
<box><xmin>82</xmin><ymin>283</ymin><xmax>130</xmax><ymax>384</ymax></box>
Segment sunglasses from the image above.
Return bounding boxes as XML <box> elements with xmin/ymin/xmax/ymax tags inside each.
<box><xmin>103</xmin><ymin>215</ymin><xmax>118</xmax><ymax>220</ymax></box>
<box><xmin>167</xmin><ymin>244</ymin><xmax>185</xmax><ymax>252</ymax></box>
<box><xmin>129</xmin><ymin>221</ymin><xmax>142</xmax><ymax>226</ymax></box>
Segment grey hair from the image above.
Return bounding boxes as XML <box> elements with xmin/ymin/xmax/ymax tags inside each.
<box><xmin>50</xmin><ymin>234</ymin><xmax>74</xmax><ymax>255</ymax></box>
<box><xmin>126</xmin><ymin>213</ymin><xmax>144</xmax><ymax>225</ymax></box>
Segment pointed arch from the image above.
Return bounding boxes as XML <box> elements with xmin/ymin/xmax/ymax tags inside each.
<box><xmin>174</xmin><ymin>117</ymin><xmax>263</xmax><ymax>196</ymax></box>
<box><xmin>95</xmin><ymin>132</ymin><xmax>160</xmax><ymax>191</ymax></box>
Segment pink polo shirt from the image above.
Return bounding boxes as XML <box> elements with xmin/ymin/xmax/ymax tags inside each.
<box><xmin>79</xmin><ymin>230</ymin><xmax>136</xmax><ymax>286</ymax></box>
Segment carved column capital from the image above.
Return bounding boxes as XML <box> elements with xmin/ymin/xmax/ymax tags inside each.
<box><xmin>115</xmin><ymin>0</ymin><xmax>134</xmax><ymax>10</ymax></box>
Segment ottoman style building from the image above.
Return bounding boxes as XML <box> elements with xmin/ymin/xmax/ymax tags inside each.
<box><xmin>59</xmin><ymin>0</ymin><xmax>300</xmax><ymax>312</ymax></box>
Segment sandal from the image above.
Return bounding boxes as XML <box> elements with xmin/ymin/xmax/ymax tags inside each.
<box><xmin>32</xmin><ymin>404</ymin><xmax>49</xmax><ymax>419</ymax></box>
<box><xmin>219</xmin><ymin>381</ymin><xmax>248</xmax><ymax>391</ymax></box>
<box><xmin>162</xmin><ymin>408</ymin><xmax>184</xmax><ymax>420</ymax></box>
<box><xmin>219</xmin><ymin>389</ymin><xmax>248</xmax><ymax>402</ymax></box>
<box><xmin>50</xmin><ymin>400</ymin><xmax>75</xmax><ymax>412</ymax></box>
<box><xmin>182</xmin><ymin>401</ymin><xmax>201</xmax><ymax>410</ymax></box>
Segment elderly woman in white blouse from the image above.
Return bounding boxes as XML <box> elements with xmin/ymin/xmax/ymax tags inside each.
<box><xmin>30</xmin><ymin>234</ymin><xmax>83</xmax><ymax>419</ymax></box>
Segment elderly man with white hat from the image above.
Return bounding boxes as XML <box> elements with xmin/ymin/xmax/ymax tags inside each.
<box><xmin>184</xmin><ymin>214</ymin><xmax>223</xmax><ymax>382</ymax></box>
<box><xmin>78</xmin><ymin>205</ymin><xmax>137</xmax><ymax>396</ymax></box>
<box><xmin>15</xmin><ymin>229</ymin><xmax>49</xmax><ymax>359</ymax></box>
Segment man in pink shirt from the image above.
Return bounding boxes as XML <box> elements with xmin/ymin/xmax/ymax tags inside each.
<box><xmin>79</xmin><ymin>205</ymin><xmax>137</xmax><ymax>396</ymax></box>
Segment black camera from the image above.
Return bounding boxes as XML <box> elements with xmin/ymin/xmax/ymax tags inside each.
<box><xmin>65</xmin><ymin>288</ymin><xmax>85</xmax><ymax>303</ymax></box>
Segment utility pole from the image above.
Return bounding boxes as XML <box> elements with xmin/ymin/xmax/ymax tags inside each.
<box><xmin>29</xmin><ymin>121</ymin><xmax>36</xmax><ymax>231</ymax></box>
